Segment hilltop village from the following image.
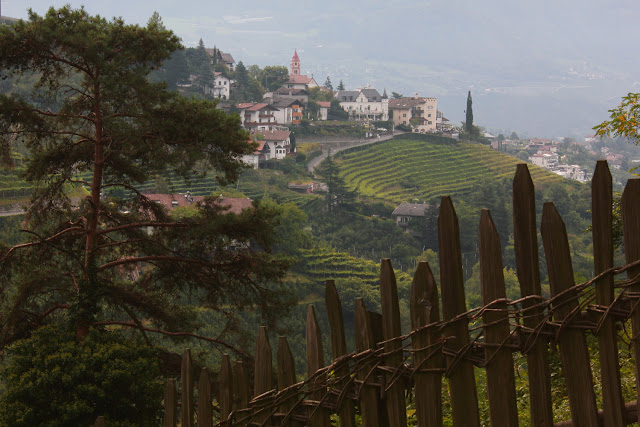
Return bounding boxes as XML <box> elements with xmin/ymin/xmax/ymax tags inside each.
<box><xmin>176</xmin><ymin>45</ymin><xmax>628</xmax><ymax>184</ymax></box>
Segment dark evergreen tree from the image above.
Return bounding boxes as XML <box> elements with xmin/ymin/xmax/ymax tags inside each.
<box><xmin>324</xmin><ymin>76</ymin><xmax>333</xmax><ymax>91</ymax></box>
<box><xmin>194</xmin><ymin>38</ymin><xmax>215</xmax><ymax>90</ymax></box>
<box><xmin>337</xmin><ymin>80</ymin><xmax>345</xmax><ymax>91</ymax></box>
<box><xmin>231</xmin><ymin>61</ymin><xmax>263</xmax><ymax>102</ymax></box>
<box><xmin>316</xmin><ymin>154</ymin><xmax>356</xmax><ymax>212</ymax></box>
<box><xmin>0</xmin><ymin>6</ymin><xmax>291</xmax><ymax>349</ymax></box>
<box><xmin>465</xmin><ymin>90</ymin><xmax>474</xmax><ymax>134</ymax></box>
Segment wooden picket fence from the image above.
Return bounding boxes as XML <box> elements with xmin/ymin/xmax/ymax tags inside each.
<box><xmin>156</xmin><ymin>161</ymin><xmax>640</xmax><ymax>426</ymax></box>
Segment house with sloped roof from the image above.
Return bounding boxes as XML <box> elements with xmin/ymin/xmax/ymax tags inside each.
<box><xmin>389</xmin><ymin>95</ymin><xmax>437</xmax><ymax>132</ymax></box>
<box><xmin>391</xmin><ymin>203</ymin><xmax>429</xmax><ymax>232</ymax></box>
<box><xmin>270</xmin><ymin>87</ymin><xmax>309</xmax><ymax>104</ymax></box>
<box><xmin>336</xmin><ymin>86</ymin><xmax>389</xmax><ymax>122</ymax></box>
<box><xmin>262</xmin><ymin>130</ymin><xmax>292</xmax><ymax>159</ymax></box>
<box><xmin>210</xmin><ymin>72</ymin><xmax>232</xmax><ymax>99</ymax></box>
<box><xmin>205</xmin><ymin>48</ymin><xmax>235</xmax><ymax>70</ymax></box>
<box><xmin>236</xmin><ymin>103</ymin><xmax>279</xmax><ymax>131</ymax></box>
<box><xmin>263</xmin><ymin>98</ymin><xmax>305</xmax><ymax>125</ymax></box>
<box><xmin>317</xmin><ymin>101</ymin><xmax>331</xmax><ymax>121</ymax></box>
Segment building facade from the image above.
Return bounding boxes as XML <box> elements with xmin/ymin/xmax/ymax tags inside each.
<box><xmin>336</xmin><ymin>86</ymin><xmax>389</xmax><ymax>121</ymax></box>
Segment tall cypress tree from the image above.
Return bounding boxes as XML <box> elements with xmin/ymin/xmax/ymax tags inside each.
<box><xmin>465</xmin><ymin>90</ymin><xmax>473</xmax><ymax>134</ymax></box>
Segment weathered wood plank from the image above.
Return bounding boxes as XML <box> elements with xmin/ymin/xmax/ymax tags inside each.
<box><xmin>233</xmin><ymin>360</ymin><xmax>250</xmax><ymax>423</ymax></box>
<box><xmin>512</xmin><ymin>163</ymin><xmax>553</xmax><ymax>426</ymax></box>
<box><xmin>181</xmin><ymin>349</ymin><xmax>194</xmax><ymax>427</ymax></box>
<box><xmin>219</xmin><ymin>354</ymin><xmax>233</xmax><ymax>425</ymax></box>
<box><xmin>197</xmin><ymin>368</ymin><xmax>212</xmax><ymax>427</ymax></box>
<box><xmin>380</xmin><ymin>259</ymin><xmax>408</xmax><ymax>427</ymax></box>
<box><xmin>410</xmin><ymin>261</ymin><xmax>443</xmax><ymax>426</ymax></box>
<box><xmin>254</xmin><ymin>326</ymin><xmax>273</xmax><ymax>425</ymax></box>
<box><xmin>621</xmin><ymin>178</ymin><xmax>640</xmax><ymax>426</ymax></box>
<box><xmin>354</xmin><ymin>298</ymin><xmax>381</xmax><ymax>427</ymax></box>
<box><xmin>479</xmin><ymin>209</ymin><xmax>519</xmax><ymax>426</ymax></box>
<box><xmin>592</xmin><ymin>160</ymin><xmax>625</xmax><ymax>426</ymax></box>
<box><xmin>437</xmin><ymin>196</ymin><xmax>480</xmax><ymax>427</ymax></box>
<box><xmin>325</xmin><ymin>280</ymin><xmax>355</xmax><ymax>427</ymax></box>
<box><xmin>541</xmin><ymin>202</ymin><xmax>598</xmax><ymax>426</ymax></box>
<box><xmin>164</xmin><ymin>379</ymin><xmax>177</xmax><ymax>427</ymax></box>
<box><xmin>94</xmin><ymin>416</ymin><xmax>106</xmax><ymax>427</ymax></box>
<box><xmin>277</xmin><ymin>336</ymin><xmax>301</xmax><ymax>427</ymax></box>
<box><xmin>306</xmin><ymin>305</ymin><xmax>330</xmax><ymax>427</ymax></box>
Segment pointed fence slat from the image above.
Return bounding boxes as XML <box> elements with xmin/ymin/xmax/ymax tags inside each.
<box><xmin>277</xmin><ymin>336</ymin><xmax>301</xmax><ymax>427</ymax></box>
<box><xmin>592</xmin><ymin>160</ymin><xmax>625</xmax><ymax>426</ymax></box>
<box><xmin>354</xmin><ymin>298</ymin><xmax>381</xmax><ymax>427</ymax></box>
<box><xmin>198</xmin><ymin>368</ymin><xmax>212</xmax><ymax>427</ymax></box>
<box><xmin>410</xmin><ymin>262</ymin><xmax>443</xmax><ymax>426</ymax></box>
<box><xmin>479</xmin><ymin>209</ymin><xmax>519</xmax><ymax>426</ymax></box>
<box><xmin>219</xmin><ymin>355</ymin><xmax>233</xmax><ymax>425</ymax></box>
<box><xmin>380</xmin><ymin>259</ymin><xmax>408</xmax><ymax>427</ymax></box>
<box><xmin>621</xmin><ymin>178</ymin><xmax>640</xmax><ymax>426</ymax></box>
<box><xmin>325</xmin><ymin>280</ymin><xmax>356</xmax><ymax>427</ymax></box>
<box><xmin>233</xmin><ymin>361</ymin><xmax>250</xmax><ymax>410</ymax></box>
<box><xmin>438</xmin><ymin>196</ymin><xmax>480</xmax><ymax>427</ymax></box>
<box><xmin>181</xmin><ymin>349</ymin><xmax>194</xmax><ymax>427</ymax></box>
<box><xmin>164</xmin><ymin>379</ymin><xmax>177</xmax><ymax>427</ymax></box>
<box><xmin>254</xmin><ymin>326</ymin><xmax>273</xmax><ymax>425</ymax></box>
<box><xmin>512</xmin><ymin>163</ymin><xmax>553</xmax><ymax>426</ymax></box>
<box><xmin>541</xmin><ymin>202</ymin><xmax>598</xmax><ymax>426</ymax></box>
<box><xmin>306</xmin><ymin>305</ymin><xmax>330</xmax><ymax>427</ymax></box>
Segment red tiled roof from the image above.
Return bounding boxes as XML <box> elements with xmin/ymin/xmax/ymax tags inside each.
<box><xmin>144</xmin><ymin>194</ymin><xmax>253</xmax><ymax>215</ymax></box>
<box><xmin>236</xmin><ymin>103</ymin><xmax>255</xmax><ymax>109</ymax></box>
<box><xmin>292</xmin><ymin>49</ymin><xmax>300</xmax><ymax>62</ymax></box>
<box><xmin>254</xmin><ymin>140</ymin><xmax>267</xmax><ymax>151</ymax></box>
<box><xmin>287</xmin><ymin>75</ymin><xmax>312</xmax><ymax>84</ymax></box>
<box><xmin>247</xmin><ymin>103</ymin><xmax>267</xmax><ymax>111</ymax></box>
<box><xmin>317</xmin><ymin>101</ymin><xmax>331</xmax><ymax>108</ymax></box>
<box><xmin>218</xmin><ymin>197</ymin><xmax>253</xmax><ymax>215</ymax></box>
<box><xmin>263</xmin><ymin>130</ymin><xmax>291</xmax><ymax>141</ymax></box>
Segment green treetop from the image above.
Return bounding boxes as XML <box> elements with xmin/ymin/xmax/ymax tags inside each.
<box><xmin>0</xmin><ymin>6</ymin><xmax>291</xmax><ymax>348</ymax></box>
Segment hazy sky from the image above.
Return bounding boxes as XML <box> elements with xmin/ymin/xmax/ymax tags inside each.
<box><xmin>5</xmin><ymin>1</ymin><xmax>640</xmax><ymax>137</ymax></box>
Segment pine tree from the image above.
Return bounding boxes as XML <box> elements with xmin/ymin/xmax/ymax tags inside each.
<box><xmin>324</xmin><ymin>76</ymin><xmax>333</xmax><ymax>91</ymax></box>
<box><xmin>0</xmin><ymin>6</ymin><xmax>290</xmax><ymax>347</ymax></box>
<box><xmin>316</xmin><ymin>154</ymin><xmax>356</xmax><ymax>212</ymax></box>
<box><xmin>465</xmin><ymin>90</ymin><xmax>474</xmax><ymax>134</ymax></box>
<box><xmin>337</xmin><ymin>80</ymin><xmax>345</xmax><ymax>91</ymax></box>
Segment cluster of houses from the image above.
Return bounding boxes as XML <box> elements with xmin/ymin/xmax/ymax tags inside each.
<box><xmin>192</xmin><ymin>49</ymin><xmax>450</xmax><ymax>168</ymax></box>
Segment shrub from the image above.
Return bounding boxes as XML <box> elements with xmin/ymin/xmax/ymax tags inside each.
<box><xmin>0</xmin><ymin>325</ymin><xmax>164</xmax><ymax>426</ymax></box>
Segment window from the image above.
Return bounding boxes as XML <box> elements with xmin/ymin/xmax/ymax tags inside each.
<box><xmin>171</xmin><ymin>200</ymin><xmax>179</xmax><ymax>208</ymax></box>
<box><xmin>403</xmin><ymin>113</ymin><xmax>407</xmax><ymax>117</ymax></box>
<box><xmin>428</xmin><ymin>105</ymin><xmax>434</xmax><ymax>109</ymax></box>
<box><xmin>428</xmin><ymin>113</ymin><xmax>431</xmax><ymax>117</ymax></box>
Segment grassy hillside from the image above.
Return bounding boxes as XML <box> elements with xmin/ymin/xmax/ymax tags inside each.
<box><xmin>335</xmin><ymin>136</ymin><xmax>567</xmax><ymax>204</ymax></box>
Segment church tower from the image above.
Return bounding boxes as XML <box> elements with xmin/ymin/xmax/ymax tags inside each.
<box><xmin>290</xmin><ymin>49</ymin><xmax>301</xmax><ymax>77</ymax></box>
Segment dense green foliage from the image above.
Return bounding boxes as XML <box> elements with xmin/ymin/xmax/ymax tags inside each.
<box><xmin>0</xmin><ymin>325</ymin><xmax>163</xmax><ymax>426</ymax></box>
<box><xmin>0</xmin><ymin>6</ymin><xmax>291</xmax><ymax>356</ymax></box>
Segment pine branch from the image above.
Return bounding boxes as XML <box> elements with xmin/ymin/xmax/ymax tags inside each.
<box><xmin>93</xmin><ymin>320</ymin><xmax>247</xmax><ymax>357</ymax></box>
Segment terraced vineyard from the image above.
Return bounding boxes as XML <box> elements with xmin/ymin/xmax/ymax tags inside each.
<box><xmin>336</xmin><ymin>137</ymin><xmax>567</xmax><ymax>204</ymax></box>
<box><xmin>295</xmin><ymin>246</ymin><xmax>412</xmax><ymax>286</ymax></box>
<box><xmin>0</xmin><ymin>167</ymin><xmax>33</xmax><ymax>203</ymax></box>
